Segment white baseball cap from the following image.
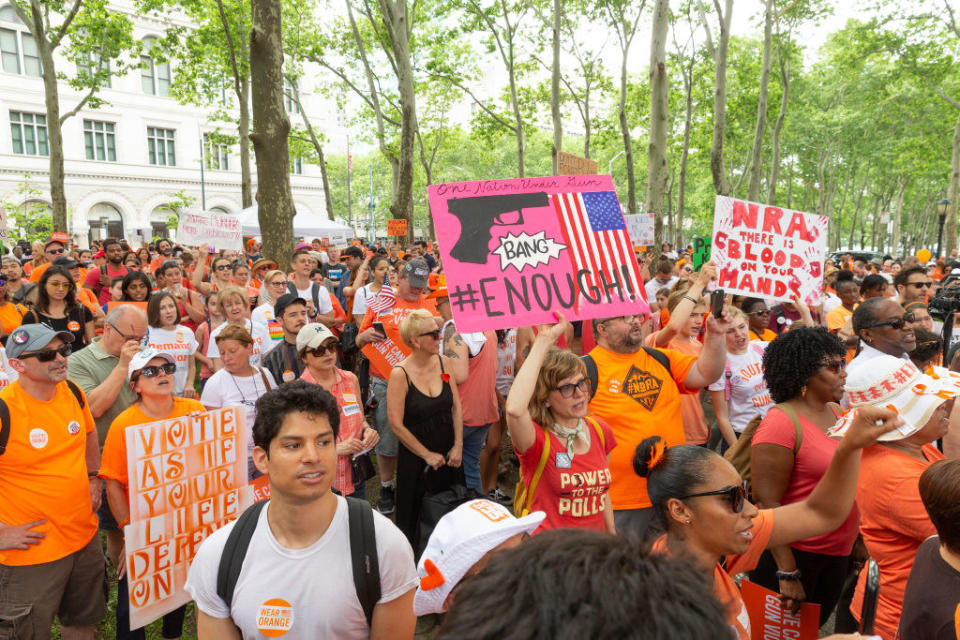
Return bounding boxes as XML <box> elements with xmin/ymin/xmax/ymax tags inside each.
<box><xmin>127</xmin><ymin>347</ymin><xmax>176</xmax><ymax>382</ymax></box>
<box><xmin>413</xmin><ymin>499</ymin><xmax>545</xmax><ymax>616</ymax></box>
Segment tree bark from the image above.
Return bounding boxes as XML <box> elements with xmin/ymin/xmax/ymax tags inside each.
<box><xmin>250</xmin><ymin>0</ymin><xmax>295</xmax><ymax>268</ymax></box>
<box><xmin>645</xmin><ymin>0</ymin><xmax>669</xmax><ymax>248</ymax></box>
<box><xmin>708</xmin><ymin>0</ymin><xmax>733</xmax><ymax>196</ymax></box>
<box><xmin>891</xmin><ymin>178</ymin><xmax>906</xmax><ymax>257</ymax></box>
<box><xmin>767</xmin><ymin>37</ymin><xmax>790</xmax><ymax>205</ymax></box>
<box><xmin>238</xmin><ymin>78</ymin><xmax>253</xmax><ymax>208</ymax></box>
<box><xmin>677</xmin><ymin>51</ymin><xmax>694</xmax><ymax>249</ymax></box>
<box><xmin>947</xmin><ymin>112</ymin><xmax>960</xmax><ymax>258</ymax></box>
<box><xmin>746</xmin><ymin>0</ymin><xmax>773</xmax><ymax>202</ymax></box>
<box><xmin>36</xmin><ymin>25</ymin><xmax>67</xmax><ymax>232</ymax></box>
<box><xmin>550</xmin><ymin>0</ymin><xmax>562</xmax><ymax>175</ymax></box>
<box><xmin>617</xmin><ymin>50</ymin><xmax>635</xmax><ymax>213</ymax></box>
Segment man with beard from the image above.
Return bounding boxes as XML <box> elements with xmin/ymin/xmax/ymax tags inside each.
<box><xmin>584</xmin><ymin>309</ymin><xmax>729</xmax><ymax>540</ymax></box>
<box><xmin>262</xmin><ymin>294</ymin><xmax>310</xmax><ymax>384</ymax></box>
<box><xmin>148</xmin><ymin>238</ymin><xmax>174</xmax><ymax>273</ymax></box>
<box><xmin>0</xmin><ymin>325</ymin><xmax>105</xmax><ymax>637</ymax></box>
<box><xmin>83</xmin><ymin>238</ymin><xmax>128</xmax><ymax>305</ymax></box>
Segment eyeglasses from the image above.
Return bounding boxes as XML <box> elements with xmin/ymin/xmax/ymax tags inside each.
<box><xmin>747</xmin><ymin>309</ymin><xmax>771</xmax><ymax>317</ymax></box>
<box><xmin>679</xmin><ymin>480</ymin><xmax>749</xmax><ymax>514</ymax></box>
<box><xmin>20</xmin><ymin>344</ymin><xmax>72</xmax><ymax>362</ymax></box>
<box><xmin>269</xmin><ymin>280</ymin><xmax>288</xmax><ymax>287</ymax></box>
<box><xmin>555</xmin><ymin>378</ymin><xmax>591</xmax><ymax>398</ymax></box>
<box><xmin>46</xmin><ymin>281</ymin><xmax>71</xmax><ymax>290</ymax></box>
<box><xmin>138</xmin><ymin>363</ymin><xmax>176</xmax><ymax>378</ymax></box>
<box><xmin>418</xmin><ymin>329</ymin><xmax>442</xmax><ymax>340</ymax></box>
<box><xmin>108</xmin><ymin>322</ymin><xmax>147</xmax><ymax>345</ymax></box>
<box><xmin>867</xmin><ymin>311</ymin><xmax>915</xmax><ymax>331</ymax></box>
<box><xmin>304</xmin><ymin>342</ymin><xmax>338</xmax><ymax>357</ymax></box>
<box><xmin>820</xmin><ymin>358</ymin><xmax>847</xmax><ymax>373</ymax></box>
<box><xmin>604</xmin><ymin>314</ymin><xmax>644</xmax><ymax>325</ymax></box>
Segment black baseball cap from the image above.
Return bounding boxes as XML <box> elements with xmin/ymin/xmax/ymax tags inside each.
<box><xmin>343</xmin><ymin>246</ymin><xmax>364</xmax><ymax>258</ymax></box>
<box><xmin>274</xmin><ymin>293</ymin><xmax>306</xmax><ymax>318</ymax></box>
<box><xmin>52</xmin><ymin>256</ymin><xmax>79</xmax><ymax>269</ymax></box>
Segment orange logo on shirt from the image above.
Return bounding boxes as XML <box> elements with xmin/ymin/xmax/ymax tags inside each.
<box><xmin>67</xmin><ymin>320</ymin><xmax>80</xmax><ymax>332</ymax></box>
<box><xmin>257</xmin><ymin>598</ymin><xmax>294</xmax><ymax>637</ymax></box>
<box><xmin>175</xmin><ymin>334</ymin><xmax>185</xmax><ymax>344</ymax></box>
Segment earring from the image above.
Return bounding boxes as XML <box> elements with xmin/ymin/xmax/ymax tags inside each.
<box><xmin>801</xmin><ymin>385</ymin><xmax>807</xmax><ymax>397</ymax></box>
<box><xmin>685</xmin><ymin>519</ymin><xmax>691</xmax><ymax>525</ymax></box>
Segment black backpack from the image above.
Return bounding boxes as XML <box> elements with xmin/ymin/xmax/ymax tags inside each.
<box><xmin>287</xmin><ymin>281</ymin><xmax>324</xmax><ymax>315</ymax></box>
<box><xmin>216</xmin><ymin>497</ymin><xmax>381</xmax><ymax>626</ymax></box>
<box><xmin>0</xmin><ymin>379</ymin><xmax>85</xmax><ymax>455</ymax></box>
<box><xmin>581</xmin><ymin>348</ymin><xmax>672</xmax><ymax>400</ymax></box>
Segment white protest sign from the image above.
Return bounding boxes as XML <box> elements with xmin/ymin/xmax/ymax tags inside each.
<box><xmin>0</xmin><ymin>206</ymin><xmax>7</xmax><ymax>241</ymax></box>
<box><xmin>177</xmin><ymin>211</ymin><xmax>242</xmax><ymax>251</ymax></box>
<box><xmin>623</xmin><ymin>212</ymin><xmax>655</xmax><ymax>246</ymax></box>
<box><xmin>711</xmin><ymin>196</ymin><xmax>827</xmax><ymax>306</ymax></box>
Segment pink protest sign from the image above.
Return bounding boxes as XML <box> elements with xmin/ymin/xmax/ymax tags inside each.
<box><xmin>428</xmin><ymin>175</ymin><xmax>650</xmax><ymax>332</ymax></box>
<box><xmin>711</xmin><ymin>196</ymin><xmax>827</xmax><ymax>306</ymax></box>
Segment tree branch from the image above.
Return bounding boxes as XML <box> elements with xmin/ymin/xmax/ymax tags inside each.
<box><xmin>51</xmin><ymin>0</ymin><xmax>83</xmax><ymax>47</ymax></box>
<box><xmin>60</xmin><ymin>85</ymin><xmax>97</xmax><ymax>124</ymax></box>
<box><xmin>429</xmin><ymin>71</ymin><xmax>517</xmax><ymax>131</ymax></box>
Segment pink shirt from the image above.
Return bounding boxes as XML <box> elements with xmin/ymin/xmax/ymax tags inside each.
<box><xmin>752</xmin><ymin>406</ymin><xmax>859</xmax><ymax>556</ymax></box>
<box><xmin>83</xmin><ymin>264</ymin><xmax>128</xmax><ymax>304</ymax></box>
<box><xmin>301</xmin><ymin>367</ymin><xmax>365</xmax><ymax>494</ymax></box>
<box><xmin>458</xmin><ymin>331</ymin><xmax>500</xmax><ymax>427</ymax></box>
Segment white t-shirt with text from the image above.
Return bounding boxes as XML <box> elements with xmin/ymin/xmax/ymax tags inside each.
<box><xmin>185</xmin><ymin>496</ymin><xmax>417</xmax><ymax>640</ymax></box>
<box><xmin>708</xmin><ymin>342</ymin><xmax>772</xmax><ymax>433</ymax></box>
<box><xmin>147</xmin><ymin>325</ymin><xmax>199</xmax><ymax>395</ymax></box>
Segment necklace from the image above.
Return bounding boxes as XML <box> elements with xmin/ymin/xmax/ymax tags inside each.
<box><xmin>229</xmin><ymin>369</ymin><xmax>260</xmax><ymax>405</ymax></box>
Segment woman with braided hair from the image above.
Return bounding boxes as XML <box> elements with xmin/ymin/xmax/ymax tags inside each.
<box><xmin>635</xmin><ymin>402</ymin><xmax>902</xmax><ymax>640</ymax></box>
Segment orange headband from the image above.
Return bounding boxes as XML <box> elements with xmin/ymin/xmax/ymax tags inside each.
<box><xmin>648</xmin><ymin>439</ymin><xmax>667</xmax><ymax>470</ymax></box>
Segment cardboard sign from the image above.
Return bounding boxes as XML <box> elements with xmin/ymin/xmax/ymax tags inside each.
<box><xmin>558</xmin><ymin>151</ymin><xmax>599</xmax><ymax>176</ymax></box>
<box><xmin>123</xmin><ymin>407</ymin><xmax>252</xmax><ymax>629</ymax></box>
<box><xmin>387</xmin><ymin>219</ymin><xmax>407</xmax><ymax>236</ymax></box>
<box><xmin>711</xmin><ymin>196</ymin><xmax>827</xmax><ymax>306</ymax></box>
<box><xmin>740</xmin><ymin>581</ymin><xmax>820</xmax><ymax>640</ymax></box>
<box><xmin>623</xmin><ymin>212</ymin><xmax>655</xmax><ymax>246</ymax></box>
<box><xmin>51</xmin><ymin>231</ymin><xmax>68</xmax><ymax>243</ymax></box>
<box><xmin>176</xmin><ymin>211</ymin><xmax>242</xmax><ymax>251</ymax></box>
<box><xmin>692</xmin><ymin>236</ymin><xmax>711</xmax><ymax>270</ymax></box>
<box><xmin>427</xmin><ymin>175</ymin><xmax>650</xmax><ymax>333</ymax></box>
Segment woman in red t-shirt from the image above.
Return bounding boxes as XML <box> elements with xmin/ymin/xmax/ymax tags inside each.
<box><xmin>635</xmin><ymin>404</ymin><xmax>902</xmax><ymax>640</ymax></box>
<box><xmin>749</xmin><ymin>326</ymin><xmax>856</xmax><ymax>625</ymax></box>
<box><xmin>505</xmin><ymin>313</ymin><xmax>616</xmax><ymax>534</ymax></box>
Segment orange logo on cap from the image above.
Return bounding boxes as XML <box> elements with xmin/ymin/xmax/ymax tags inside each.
<box><xmin>256</xmin><ymin>598</ymin><xmax>294</xmax><ymax>637</ymax></box>
<box><xmin>469</xmin><ymin>500</ymin><xmax>509</xmax><ymax>522</ymax></box>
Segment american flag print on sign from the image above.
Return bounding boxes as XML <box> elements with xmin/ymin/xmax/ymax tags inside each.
<box><xmin>552</xmin><ymin>190</ymin><xmax>645</xmax><ymax>307</ymax></box>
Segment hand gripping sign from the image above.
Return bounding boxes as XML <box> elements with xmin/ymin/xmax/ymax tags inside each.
<box><xmin>428</xmin><ymin>175</ymin><xmax>650</xmax><ymax>333</ymax></box>
<box><xmin>711</xmin><ymin>196</ymin><xmax>828</xmax><ymax>306</ymax></box>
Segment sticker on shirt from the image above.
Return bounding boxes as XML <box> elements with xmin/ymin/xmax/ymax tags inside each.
<box><xmin>257</xmin><ymin>598</ymin><xmax>294</xmax><ymax>637</ymax></box>
<box><xmin>342</xmin><ymin>403</ymin><xmax>361</xmax><ymax>417</ymax></box>
<box><xmin>342</xmin><ymin>392</ymin><xmax>358</xmax><ymax>405</ymax></box>
<box><xmin>67</xmin><ymin>421</ymin><xmax>81</xmax><ymax>435</ymax></box>
<box><xmin>621</xmin><ymin>365</ymin><xmax>662</xmax><ymax>410</ymax></box>
<box><xmin>555</xmin><ymin>451</ymin><xmax>572</xmax><ymax>469</ymax></box>
<box><xmin>29</xmin><ymin>428</ymin><xmax>48</xmax><ymax>449</ymax></box>
<box><xmin>282</xmin><ymin>370</ymin><xmax>296</xmax><ymax>382</ymax></box>
<box><xmin>67</xmin><ymin>320</ymin><xmax>81</xmax><ymax>332</ymax></box>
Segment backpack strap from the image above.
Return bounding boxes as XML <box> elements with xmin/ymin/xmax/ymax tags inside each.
<box><xmin>641</xmin><ymin>346</ymin><xmax>672</xmax><ymax>377</ymax></box>
<box><xmin>517</xmin><ymin>428</ymin><xmax>551</xmax><ymax>517</ymax></box>
<box><xmin>347</xmin><ymin>496</ymin><xmax>380</xmax><ymax>627</ymax></box>
<box><xmin>582</xmin><ymin>354</ymin><xmax>598</xmax><ymax>400</ymax></box>
<box><xmin>65</xmin><ymin>379</ymin><xmax>86</xmax><ymax>409</ymax></box>
<box><xmin>724</xmin><ymin>361</ymin><xmax>733</xmax><ymax>403</ymax></box>
<box><xmin>216</xmin><ymin>499</ymin><xmax>268</xmax><ymax>607</ymax></box>
<box><xmin>311</xmin><ymin>283</ymin><xmax>322</xmax><ymax>314</ymax></box>
<box><xmin>584</xmin><ymin>416</ymin><xmax>605</xmax><ymax>451</ymax></box>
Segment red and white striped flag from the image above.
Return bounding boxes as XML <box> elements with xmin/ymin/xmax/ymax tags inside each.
<box><xmin>552</xmin><ymin>190</ymin><xmax>645</xmax><ymax>309</ymax></box>
<box><xmin>367</xmin><ymin>284</ymin><xmax>397</xmax><ymax>314</ymax></box>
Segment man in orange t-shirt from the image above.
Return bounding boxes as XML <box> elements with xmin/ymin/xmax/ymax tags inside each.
<box><xmin>0</xmin><ymin>324</ymin><xmax>105</xmax><ymax>635</ymax></box>
<box><xmin>357</xmin><ymin>258</ymin><xmax>437</xmax><ymax>515</ymax></box>
<box><xmin>586</xmin><ymin>308</ymin><xmax>729</xmax><ymax>539</ymax></box>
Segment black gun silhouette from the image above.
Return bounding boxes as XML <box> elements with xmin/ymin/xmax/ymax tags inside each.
<box><xmin>447</xmin><ymin>192</ymin><xmax>550</xmax><ymax>264</ymax></box>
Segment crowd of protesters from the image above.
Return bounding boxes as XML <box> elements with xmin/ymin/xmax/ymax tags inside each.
<box><xmin>1</xmin><ymin>234</ymin><xmax>959</xmax><ymax>640</ymax></box>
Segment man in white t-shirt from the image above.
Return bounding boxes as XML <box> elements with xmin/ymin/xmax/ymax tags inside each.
<box><xmin>289</xmin><ymin>249</ymin><xmax>335</xmax><ymax>325</ymax></box>
<box><xmin>186</xmin><ymin>381</ymin><xmax>417</xmax><ymax>639</ymax></box>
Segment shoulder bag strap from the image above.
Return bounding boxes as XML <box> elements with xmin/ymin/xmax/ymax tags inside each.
<box><xmin>216</xmin><ymin>499</ymin><xmax>268</xmax><ymax>606</ymax></box>
<box><xmin>0</xmin><ymin>399</ymin><xmax>9</xmax><ymax>456</ymax></box>
<box><xmin>258</xmin><ymin>368</ymin><xmax>272</xmax><ymax>391</ymax></box>
<box><xmin>65</xmin><ymin>379</ymin><xmax>86</xmax><ymax>409</ymax></box>
<box><xmin>584</xmin><ymin>416</ymin><xmax>605</xmax><ymax>450</ymax></box>
<box><xmin>522</xmin><ymin>428</ymin><xmax>551</xmax><ymax>517</ymax></box>
<box><xmin>347</xmin><ymin>497</ymin><xmax>380</xmax><ymax>627</ymax></box>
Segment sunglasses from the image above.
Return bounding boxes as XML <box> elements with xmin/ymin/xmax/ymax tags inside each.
<box><xmin>418</xmin><ymin>330</ymin><xmax>442</xmax><ymax>340</ymax></box>
<box><xmin>747</xmin><ymin>309</ymin><xmax>771</xmax><ymax>316</ymax></box>
<box><xmin>138</xmin><ymin>363</ymin><xmax>176</xmax><ymax>378</ymax></box>
<box><xmin>46</xmin><ymin>247</ymin><xmax>65</xmax><ymax>255</ymax></box>
<box><xmin>680</xmin><ymin>480</ymin><xmax>749</xmax><ymax>514</ymax></box>
<box><xmin>46</xmin><ymin>281</ymin><xmax>71</xmax><ymax>290</ymax></box>
<box><xmin>20</xmin><ymin>343</ymin><xmax>72</xmax><ymax>362</ymax></box>
<box><xmin>555</xmin><ymin>378</ymin><xmax>591</xmax><ymax>398</ymax></box>
<box><xmin>304</xmin><ymin>342</ymin><xmax>338</xmax><ymax>357</ymax></box>
<box><xmin>907</xmin><ymin>281</ymin><xmax>933</xmax><ymax>288</ymax></box>
<box><xmin>820</xmin><ymin>358</ymin><xmax>847</xmax><ymax>373</ymax></box>
<box><xmin>215</xmin><ymin>264</ymin><xmax>231</xmax><ymax>271</ymax></box>
<box><xmin>867</xmin><ymin>311</ymin><xmax>915</xmax><ymax>331</ymax></box>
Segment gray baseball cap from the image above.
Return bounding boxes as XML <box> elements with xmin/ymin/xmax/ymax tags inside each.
<box><xmin>402</xmin><ymin>258</ymin><xmax>430</xmax><ymax>289</ymax></box>
<box><xmin>7</xmin><ymin>324</ymin><xmax>75</xmax><ymax>359</ymax></box>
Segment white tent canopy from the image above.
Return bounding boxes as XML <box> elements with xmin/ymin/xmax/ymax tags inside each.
<box><xmin>234</xmin><ymin>204</ymin><xmax>352</xmax><ymax>245</ymax></box>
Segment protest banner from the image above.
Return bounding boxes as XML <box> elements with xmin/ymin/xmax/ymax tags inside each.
<box><xmin>387</xmin><ymin>219</ymin><xmax>407</xmax><ymax>237</ymax></box>
<box><xmin>51</xmin><ymin>231</ymin><xmax>68</xmax><ymax>243</ymax></box>
<box><xmin>123</xmin><ymin>407</ymin><xmax>252</xmax><ymax>629</ymax></box>
<box><xmin>692</xmin><ymin>236</ymin><xmax>711</xmax><ymax>270</ymax></box>
<box><xmin>176</xmin><ymin>210</ymin><xmax>243</xmax><ymax>251</ymax></box>
<box><xmin>740</xmin><ymin>581</ymin><xmax>820</xmax><ymax>640</ymax></box>
<box><xmin>558</xmin><ymin>151</ymin><xmax>599</xmax><ymax>176</ymax></box>
<box><xmin>711</xmin><ymin>196</ymin><xmax>827</xmax><ymax>306</ymax></box>
<box><xmin>623</xmin><ymin>212</ymin><xmax>655</xmax><ymax>246</ymax></box>
<box><xmin>427</xmin><ymin>175</ymin><xmax>650</xmax><ymax>333</ymax></box>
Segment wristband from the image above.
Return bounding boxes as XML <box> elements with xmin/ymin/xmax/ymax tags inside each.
<box><xmin>776</xmin><ymin>569</ymin><xmax>802</xmax><ymax>581</ymax></box>
<box><xmin>682</xmin><ymin>295</ymin><xmax>699</xmax><ymax>304</ymax></box>
<box><xmin>88</xmin><ymin>471</ymin><xmax>100</xmax><ymax>477</ymax></box>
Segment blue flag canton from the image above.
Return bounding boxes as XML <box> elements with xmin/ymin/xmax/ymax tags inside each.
<box><xmin>581</xmin><ymin>191</ymin><xmax>624</xmax><ymax>231</ymax></box>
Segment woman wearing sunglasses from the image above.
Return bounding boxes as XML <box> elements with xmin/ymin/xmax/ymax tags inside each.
<box><xmin>191</xmin><ymin>251</ymin><xmax>234</xmax><ymax>297</ymax></box>
<box><xmin>299</xmin><ymin>323</ymin><xmax>379</xmax><ymax>498</ymax></box>
<box><xmin>636</xmin><ymin>401</ymin><xmax>901</xmax><ymax>640</ymax></box>
<box><xmin>747</xmin><ymin>327</ymin><xmax>856</xmax><ymax>625</ymax></box>
<box><xmin>505</xmin><ymin>313</ymin><xmax>616</xmax><ymax>534</ymax></box>
<box><xmin>22</xmin><ymin>265</ymin><xmax>95</xmax><ymax>348</ymax></box>
<box><xmin>99</xmin><ymin>348</ymin><xmax>204</xmax><ymax>640</ymax></box>
<box><xmin>387</xmin><ymin>309</ymin><xmax>464</xmax><ymax>546</ymax></box>
<box><xmin>251</xmin><ymin>269</ymin><xmax>288</xmax><ymax>330</ymax></box>
<box><xmin>742</xmin><ymin>298</ymin><xmax>777</xmax><ymax>342</ymax></box>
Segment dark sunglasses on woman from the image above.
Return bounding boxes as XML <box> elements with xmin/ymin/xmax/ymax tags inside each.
<box><xmin>680</xmin><ymin>480</ymin><xmax>749</xmax><ymax>513</ymax></box>
<box><xmin>139</xmin><ymin>363</ymin><xmax>177</xmax><ymax>378</ymax></box>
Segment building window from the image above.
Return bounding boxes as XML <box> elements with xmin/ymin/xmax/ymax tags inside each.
<box><xmin>83</xmin><ymin>119</ymin><xmax>116</xmax><ymax>161</ymax></box>
<box><xmin>284</xmin><ymin>78</ymin><xmax>300</xmax><ymax>114</ymax></box>
<box><xmin>290</xmin><ymin>156</ymin><xmax>302</xmax><ymax>174</ymax></box>
<box><xmin>141</xmin><ymin>36</ymin><xmax>170</xmax><ymax>96</ymax></box>
<box><xmin>77</xmin><ymin>51</ymin><xmax>110</xmax><ymax>87</ymax></box>
<box><xmin>203</xmin><ymin>134</ymin><xmax>229</xmax><ymax>170</ymax></box>
<box><xmin>0</xmin><ymin>6</ymin><xmax>41</xmax><ymax>77</ymax></box>
<box><xmin>10</xmin><ymin>111</ymin><xmax>47</xmax><ymax>155</ymax></box>
<box><xmin>147</xmin><ymin>127</ymin><xmax>175</xmax><ymax>166</ymax></box>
